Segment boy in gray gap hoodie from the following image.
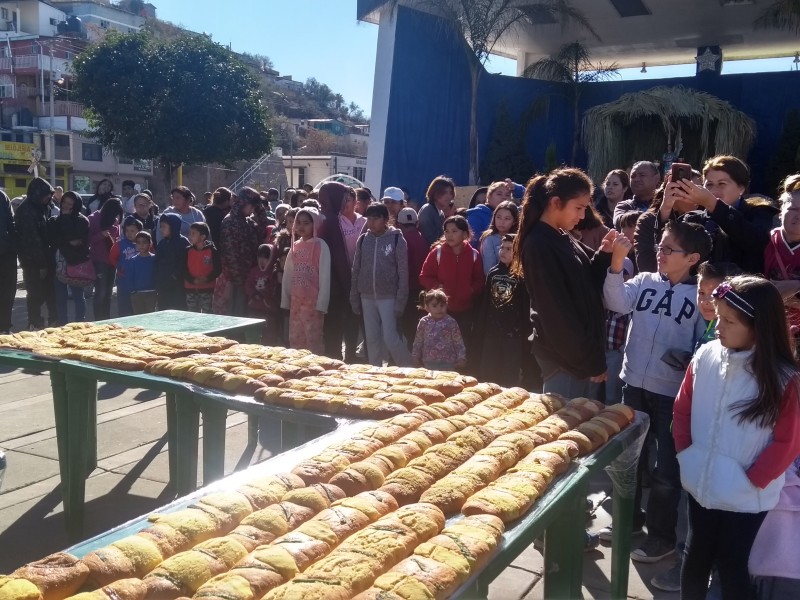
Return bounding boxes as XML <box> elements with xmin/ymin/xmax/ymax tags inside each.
<box><xmin>603</xmin><ymin>220</ymin><xmax>712</xmax><ymax>566</ymax></box>
<box><xmin>350</xmin><ymin>203</ymin><xmax>412</xmax><ymax>367</ymax></box>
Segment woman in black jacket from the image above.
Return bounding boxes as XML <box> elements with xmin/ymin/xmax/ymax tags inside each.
<box><xmin>512</xmin><ymin>168</ymin><xmax>616</xmax><ymax>399</ymax></box>
<box><xmin>50</xmin><ymin>192</ymin><xmax>90</xmax><ymax>324</ymax></box>
<box><xmin>669</xmin><ymin>155</ymin><xmax>777</xmax><ymax>274</ymax></box>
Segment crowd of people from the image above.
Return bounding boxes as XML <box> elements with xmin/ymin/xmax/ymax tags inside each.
<box><xmin>0</xmin><ymin>155</ymin><xmax>799</xmax><ymax>599</ymax></box>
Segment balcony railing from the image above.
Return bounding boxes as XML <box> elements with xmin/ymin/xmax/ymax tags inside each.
<box><xmin>0</xmin><ymin>55</ymin><xmax>71</xmax><ymax>74</ymax></box>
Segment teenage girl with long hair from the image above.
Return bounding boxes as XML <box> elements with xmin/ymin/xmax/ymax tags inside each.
<box><xmin>511</xmin><ymin>168</ymin><xmax>617</xmax><ymax>398</ymax></box>
<box><xmin>673</xmin><ymin>276</ymin><xmax>800</xmax><ymax>600</ymax></box>
<box><xmin>479</xmin><ymin>200</ymin><xmax>519</xmax><ymax>275</ymax></box>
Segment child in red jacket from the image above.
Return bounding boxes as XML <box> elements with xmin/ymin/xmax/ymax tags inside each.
<box><xmin>184</xmin><ymin>222</ymin><xmax>221</xmax><ymax>313</ymax></box>
<box><xmin>419</xmin><ymin>215</ymin><xmax>484</xmax><ymax>358</ymax></box>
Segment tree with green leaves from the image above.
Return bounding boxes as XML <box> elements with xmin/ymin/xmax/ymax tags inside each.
<box><xmin>392</xmin><ymin>0</ymin><xmax>596</xmax><ymax>184</ymax></box>
<box><xmin>523</xmin><ymin>41</ymin><xmax>617</xmax><ymax>165</ymax></box>
<box><xmin>72</xmin><ymin>31</ymin><xmax>272</xmax><ymax>170</ymax></box>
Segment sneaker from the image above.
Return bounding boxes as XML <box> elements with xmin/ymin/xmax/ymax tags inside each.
<box><xmin>584</xmin><ymin>530</ymin><xmax>600</xmax><ymax>552</ymax></box>
<box><xmin>651</xmin><ymin>557</ymin><xmax>682</xmax><ymax>592</ymax></box>
<box><xmin>631</xmin><ymin>537</ymin><xmax>676</xmax><ymax>564</ymax></box>
<box><xmin>597</xmin><ymin>523</ymin><xmax>644</xmax><ymax>542</ymax></box>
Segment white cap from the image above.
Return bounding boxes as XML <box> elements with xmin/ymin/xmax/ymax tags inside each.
<box><xmin>381</xmin><ymin>186</ymin><xmax>404</xmax><ymax>202</ymax></box>
<box><xmin>397</xmin><ymin>207</ymin><xmax>418</xmax><ymax>225</ymax></box>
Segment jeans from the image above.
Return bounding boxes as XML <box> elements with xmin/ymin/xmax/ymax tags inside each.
<box><xmin>604</xmin><ymin>348</ymin><xmax>625</xmax><ymax>405</ymax></box>
<box><xmin>21</xmin><ymin>266</ymin><xmax>55</xmax><ymax>328</ymax></box>
<box><xmin>54</xmin><ymin>279</ymin><xmax>86</xmax><ymax>324</ymax></box>
<box><xmin>682</xmin><ymin>495</ymin><xmax>766</xmax><ymax>600</ymax></box>
<box><xmin>624</xmin><ymin>384</ymin><xmax>681</xmax><ymax>545</ymax></box>
<box><xmin>93</xmin><ymin>262</ymin><xmax>115</xmax><ymax>320</ymax></box>
<box><xmin>0</xmin><ymin>253</ymin><xmax>16</xmax><ymax>331</ymax></box>
<box><xmin>116</xmin><ymin>281</ymin><xmax>133</xmax><ymax>317</ymax></box>
<box><xmin>324</xmin><ymin>292</ymin><xmax>360</xmax><ymax>361</ymax></box>
<box><xmin>226</xmin><ymin>283</ymin><xmax>245</xmax><ymax>316</ymax></box>
<box><xmin>536</xmin><ymin>354</ymin><xmax>600</xmax><ymax>399</ymax></box>
<box><xmin>157</xmin><ymin>285</ymin><xmax>186</xmax><ymax>311</ymax></box>
<box><xmin>361</xmin><ymin>297</ymin><xmax>412</xmax><ymax>367</ymax></box>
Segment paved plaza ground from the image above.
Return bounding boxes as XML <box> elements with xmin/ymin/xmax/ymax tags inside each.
<box><xmin>0</xmin><ymin>278</ymin><xmax>681</xmax><ymax>599</ymax></box>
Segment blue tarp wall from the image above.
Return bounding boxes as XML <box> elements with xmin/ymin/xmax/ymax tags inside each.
<box><xmin>382</xmin><ymin>6</ymin><xmax>800</xmax><ymax>200</ymax></box>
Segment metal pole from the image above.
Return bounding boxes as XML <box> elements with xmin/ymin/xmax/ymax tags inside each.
<box><xmin>49</xmin><ymin>46</ymin><xmax>55</xmax><ymax>186</ymax></box>
<box><xmin>289</xmin><ymin>134</ymin><xmax>294</xmax><ymax>188</ymax></box>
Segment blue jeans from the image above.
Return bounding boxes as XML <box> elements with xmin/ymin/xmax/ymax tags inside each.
<box><xmin>55</xmin><ymin>279</ymin><xmax>86</xmax><ymax>324</ymax></box>
<box><xmin>682</xmin><ymin>495</ymin><xmax>766</xmax><ymax>600</ymax></box>
<box><xmin>93</xmin><ymin>262</ymin><xmax>115</xmax><ymax>320</ymax></box>
<box><xmin>361</xmin><ymin>297</ymin><xmax>412</xmax><ymax>367</ymax></box>
<box><xmin>604</xmin><ymin>348</ymin><xmax>625</xmax><ymax>405</ymax></box>
<box><xmin>536</xmin><ymin>355</ymin><xmax>600</xmax><ymax>399</ymax></box>
<box><xmin>117</xmin><ymin>280</ymin><xmax>133</xmax><ymax>317</ymax></box>
<box><xmin>623</xmin><ymin>384</ymin><xmax>681</xmax><ymax>546</ymax></box>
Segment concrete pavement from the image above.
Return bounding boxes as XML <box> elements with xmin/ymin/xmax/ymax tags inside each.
<box><xmin>0</xmin><ymin>282</ymin><xmax>678</xmax><ymax>598</ymax></box>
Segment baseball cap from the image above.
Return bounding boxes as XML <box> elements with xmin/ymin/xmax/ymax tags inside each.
<box><xmin>381</xmin><ymin>186</ymin><xmax>405</xmax><ymax>202</ymax></box>
<box><xmin>397</xmin><ymin>207</ymin><xmax>418</xmax><ymax>225</ymax></box>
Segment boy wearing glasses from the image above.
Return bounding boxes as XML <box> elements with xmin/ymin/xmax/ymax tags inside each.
<box><xmin>601</xmin><ymin>221</ymin><xmax>712</xmax><ymax>568</ymax></box>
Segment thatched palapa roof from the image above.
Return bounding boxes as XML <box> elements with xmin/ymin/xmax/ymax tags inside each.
<box><xmin>582</xmin><ymin>85</ymin><xmax>756</xmax><ymax>183</ymax></box>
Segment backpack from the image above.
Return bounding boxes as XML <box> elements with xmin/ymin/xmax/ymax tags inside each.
<box><xmin>435</xmin><ymin>244</ymin><xmax>478</xmax><ymax>265</ymax></box>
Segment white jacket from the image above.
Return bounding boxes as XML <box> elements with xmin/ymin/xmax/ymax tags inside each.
<box><xmin>677</xmin><ymin>340</ymin><xmax>785</xmax><ymax>513</ymax></box>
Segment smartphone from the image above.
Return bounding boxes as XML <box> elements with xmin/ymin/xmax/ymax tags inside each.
<box><xmin>671</xmin><ymin>162</ymin><xmax>693</xmax><ymax>182</ymax></box>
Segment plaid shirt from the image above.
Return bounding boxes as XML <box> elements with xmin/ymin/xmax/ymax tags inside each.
<box><xmin>606</xmin><ymin>310</ymin><xmax>630</xmax><ymax>351</ymax></box>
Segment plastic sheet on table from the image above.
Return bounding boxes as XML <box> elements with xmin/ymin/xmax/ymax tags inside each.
<box><xmin>600</xmin><ymin>411</ymin><xmax>650</xmax><ymax>500</ymax></box>
<box><xmin>61</xmin><ymin>419</ymin><xmax>376</xmax><ymax>560</ymax></box>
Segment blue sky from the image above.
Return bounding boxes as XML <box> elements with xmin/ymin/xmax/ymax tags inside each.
<box><xmin>154</xmin><ymin>0</ymin><xmax>380</xmax><ymax>114</ymax></box>
<box><xmin>154</xmin><ymin>1</ymin><xmax>798</xmax><ymax>119</ymax></box>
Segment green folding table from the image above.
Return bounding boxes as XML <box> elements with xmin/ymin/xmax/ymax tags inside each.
<box><xmin>60</xmin><ymin>414</ymin><xmax>649</xmax><ymax>600</ymax></box>
<box><xmin>96</xmin><ymin>310</ymin><xmax>264</xmax><ymax>343</ymax></box>
<box><xmin>0</xmin><ymin>311</ymin><xmax>265</xmax><ymax>539</ymax></box>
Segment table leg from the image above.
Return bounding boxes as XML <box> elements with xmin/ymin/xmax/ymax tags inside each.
<box><xmin>243</xmin><ymin>325</ymin><xmax>261</xmax><ymax>344</ymax></box>
<box><xmin>50</xmin><ymin>371</ymin><xmax>70</xmax><ymax>516</ymax></box>
<box><xmin>175</xmin><ymin>395</ymin><xmax>200</xmax><ymax>496</ymax></box>
<box><xmin>165</xmin><ymin>393</ymin><xmax>177</xmax><ymax>488</ymax></box>
<box><xmin>201</xmin><ymin>403</ymin><xmax>228</xmax><ymax>485</ymax></box>
<box><xmin>609</xmin><ymin>478</ymin><xmax>635</xmax><ymax>600</ymax></box>
<box><xmin>247</xmin><ymin>415</ymin><xmax>258</xmax><ymax>447</ymax></box>
<box><xmin>63</xmin><ymin>372</ymin><xmax>94</xmax><ymax>540</ymax></box>
<box><xmin>85</xmin><ymin>379</ymin><xmax>98</xmax><ymax>475</ymax></box>
<box><xmin>543</xmin><ymin>479</ymin><xmax>587</xmax><ymax>599</ymax></box>
<box><xmin>281</xmin><ymin>421</ymin><xmax>300</xmax><ymax>452</ymax></box>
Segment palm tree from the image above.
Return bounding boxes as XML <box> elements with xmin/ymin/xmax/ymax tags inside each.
<box><xmin>387</xmin><ymin>0</ymin><xmax>598</xmax><ymax>184</ymax></box>
<box><xmin>523</xmin><ymin>41</ymin><xmax>618</xmax><ymax>165</ymax></box>
<box><xmin>754</xmin><ymin>0</ymin><xmax>800</xmax><ymax>34</ymax></box>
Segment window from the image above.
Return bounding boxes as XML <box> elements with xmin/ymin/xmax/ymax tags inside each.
<box><xmin>118</xmin><ymin>156</ymin><xmax>132</xmax><ymax>165</ymax></box>
<box><xmin>82</xmin><ymin>142</ymin><xmax>103</xmax><ymax>161</ymax></box>
<box><xmin>1</xmin><ymin>9</ymin><xmax>8</xmax><ymax>20</ymax></box>
<box><xmin>352</xmin><ymin>167</ymin><xmax>366</xmax><ymax>182</ymax></box>
<box><xmin>55</xmin><ymin>134</ymin><xmax>69</xmax><ymax>147</ymax></box>
<box><xmin>49</xmin><ymin>18</ymin><xmax>57</xmax><ymax>26</ymax></box>
<box><xmin>0</xmin><ymin>84</ymin><xmax>12</xmax><ymax>98</ymax></box>
<box><xmin>297</xmin><ymin>167</ymin><xmax>305</xmax><ymax>188</ymax></box>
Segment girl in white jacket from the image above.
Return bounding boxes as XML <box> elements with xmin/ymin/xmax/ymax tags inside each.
<box><xmin>672</xmin><ymin>275</ymin><xmax>800</xmax><ymax>600</ymax></box>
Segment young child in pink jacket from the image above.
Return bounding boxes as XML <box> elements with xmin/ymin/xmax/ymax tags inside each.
<box><xmin>280</xmin><ymin>208</ymin><xmax>331</xmax><ymax>354</ymax></box>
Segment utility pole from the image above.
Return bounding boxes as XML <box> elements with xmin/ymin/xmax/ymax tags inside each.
<box><xmin>48</xmin><ymin>44</ymin><xmax>55</xmax><ymax>186</ymax></box>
